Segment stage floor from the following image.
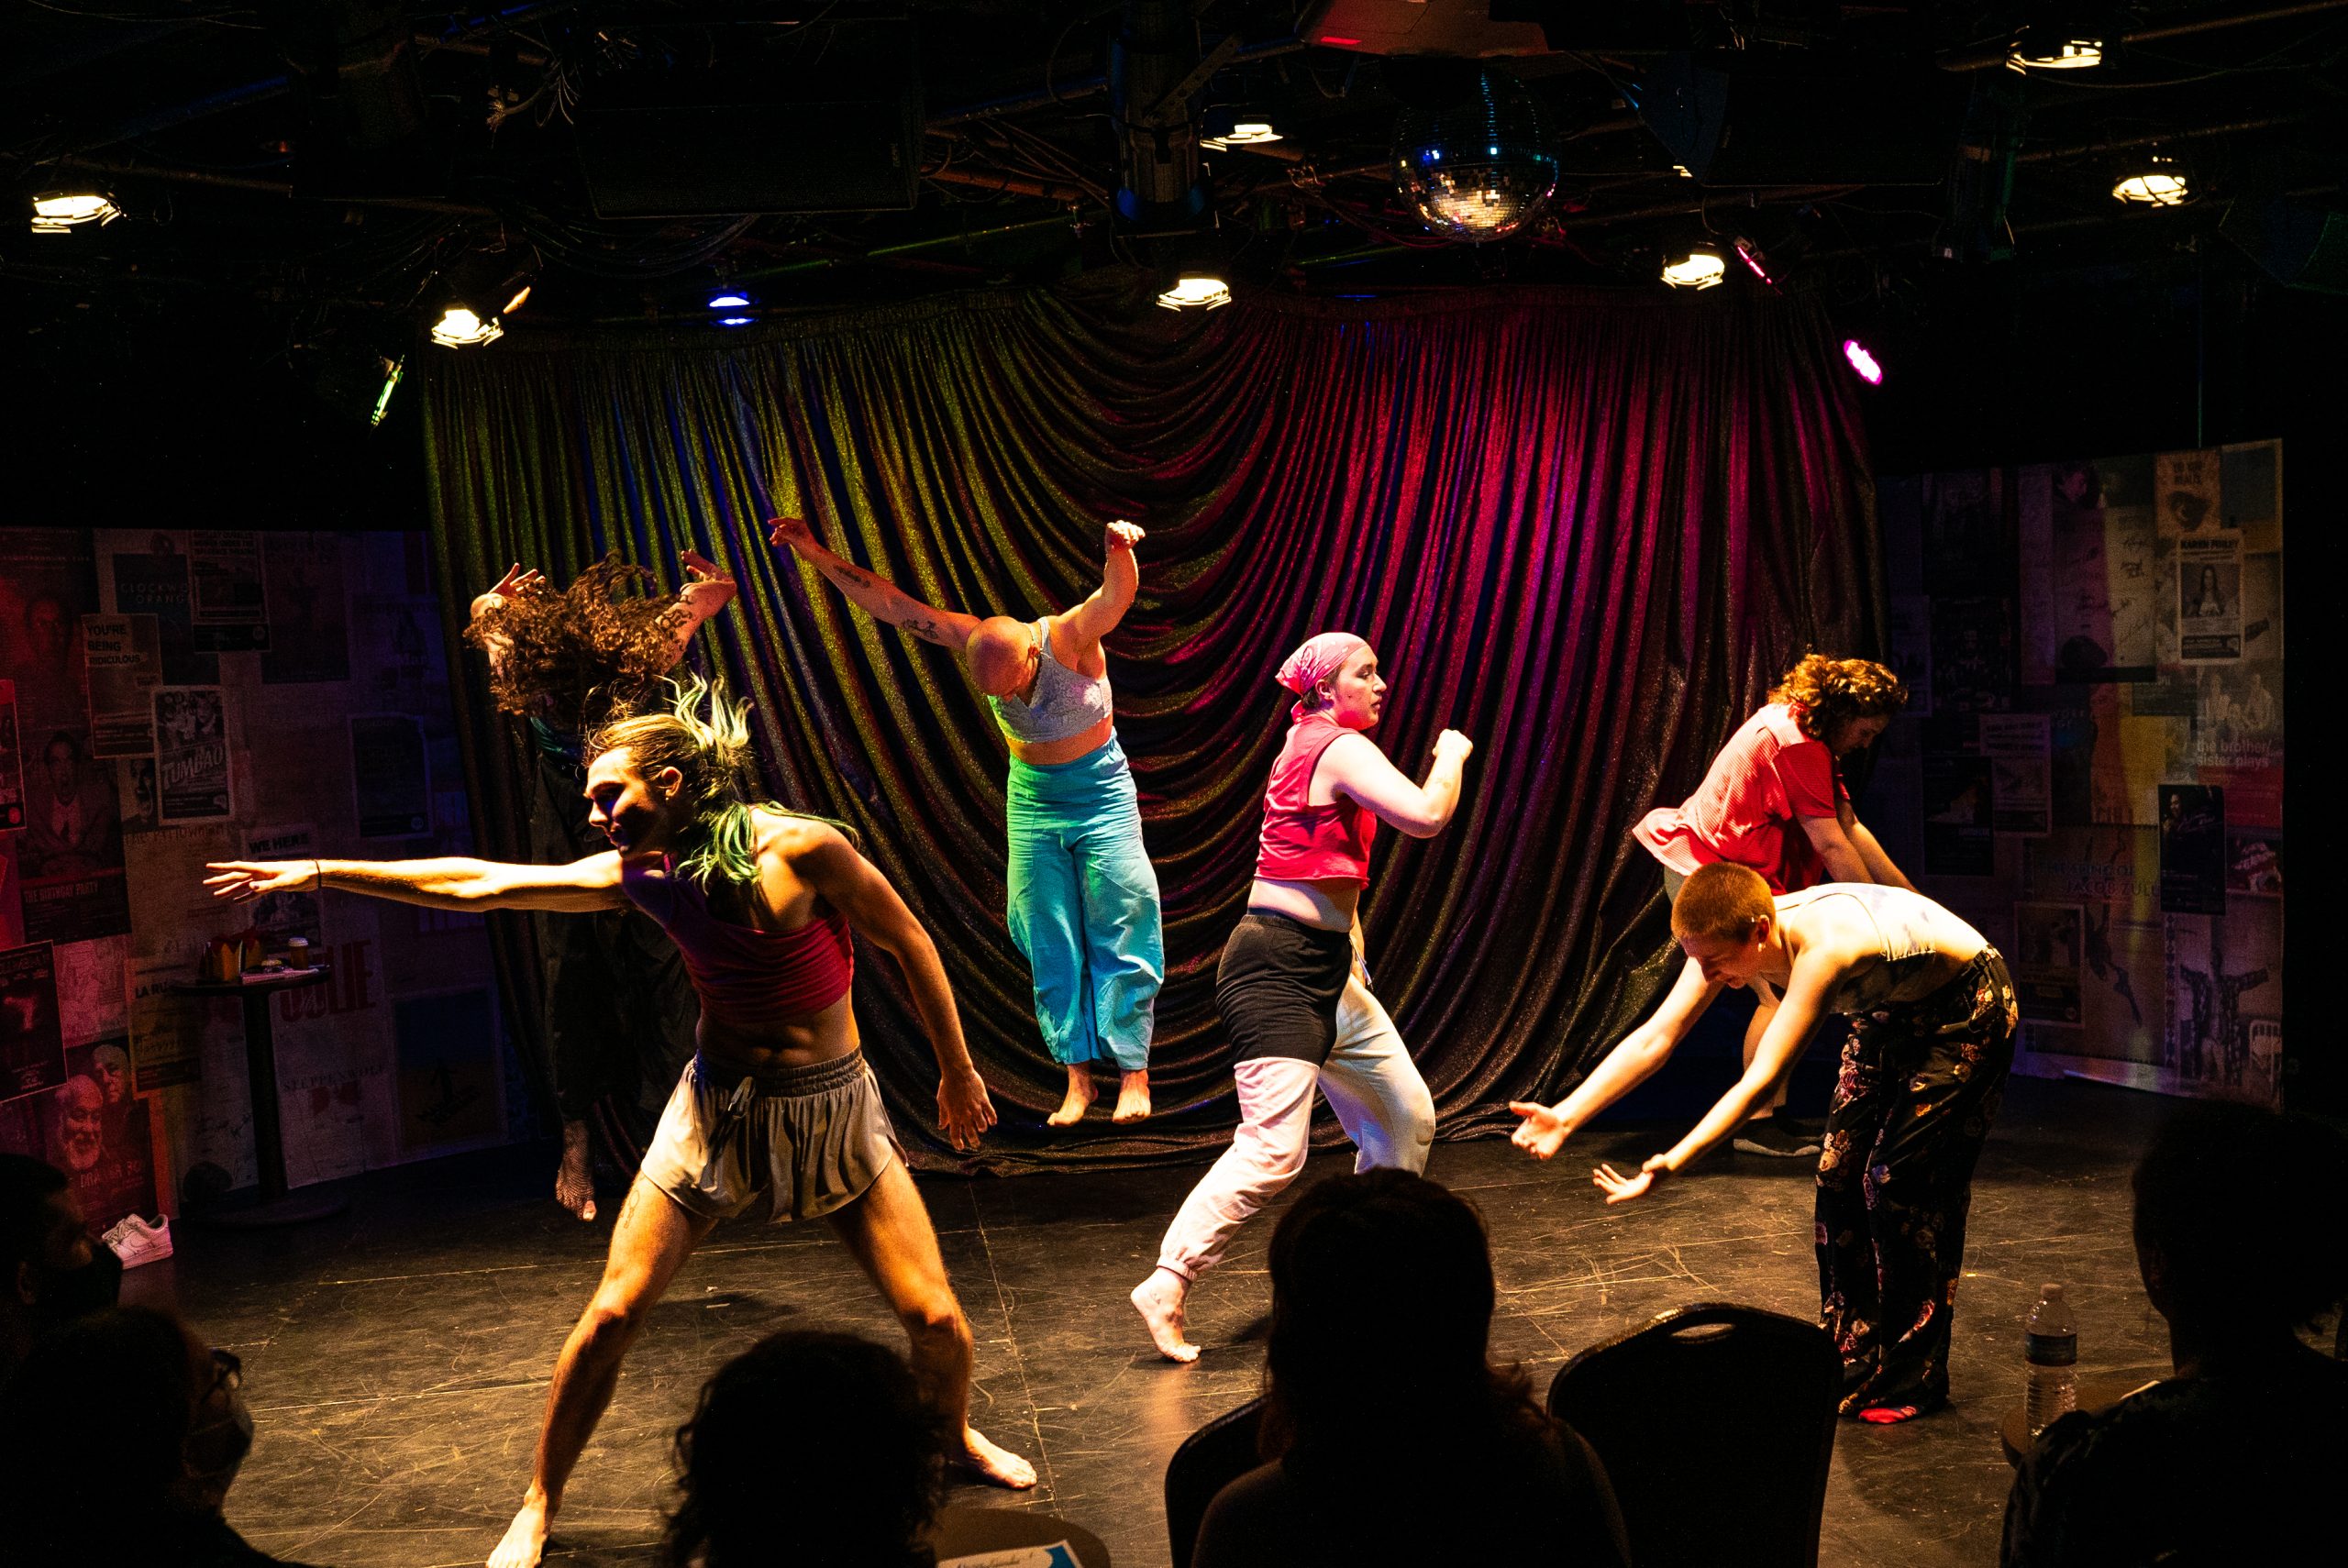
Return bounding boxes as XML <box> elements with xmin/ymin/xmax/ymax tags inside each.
<box><xmin>130</xmin><ymin>1076</ymin><xmax>2184</xmax><ymax>1568</ymax></box>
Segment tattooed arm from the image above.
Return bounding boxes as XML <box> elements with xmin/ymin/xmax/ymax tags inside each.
<box><xmin>767</xmin><ymin>516</ymin><xmax>980</xmax><ymax>650</ymax></box>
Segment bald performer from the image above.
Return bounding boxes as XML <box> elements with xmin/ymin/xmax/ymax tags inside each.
<box><xmin>770</xmin><ymin>515</ymin><xmax>1163</xmax><ymax>1127</ymax></box>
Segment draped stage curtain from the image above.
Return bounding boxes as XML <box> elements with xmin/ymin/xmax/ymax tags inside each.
<box><xmin>419</xmin><ymin>279</ymin><xmax>1883</xmax><ymax>1171</ymax></box>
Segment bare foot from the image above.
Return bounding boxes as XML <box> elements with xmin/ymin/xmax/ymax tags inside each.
<box><xmin>1131</xmin><ymin>1267</ymin><xmax>1199</xmax><ymax>1363</ymax></box>
<box><xmin>554</xmin><ymin>1121</ymin><xmax>596</xmax><ymax>1221</ymax></box>
<box><xmin>486</xmin><ymin>1496</ymin><xmax>550</xmax><ymax>1568</ymax></box>
<box><xmin>1111</xmin><ymin>1068</ymin><xmax>1151</xmax><ymax>1124</ymax></box>
<box><xmin>960</xmin><ymin>1425</ymin><xmax>1038</xmax><ymax>1488</ymax></box>
<box><xmin>1045</xmin><ymin>1066</ymin><xmax>1094</xmax><ymax>1128</ymax></box>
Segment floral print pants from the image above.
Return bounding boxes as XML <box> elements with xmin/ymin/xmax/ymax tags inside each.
<box><xmin>1816</xmin><ymin>947</ymin><xmax>2018</xmax><ymax>1415</ymax></box>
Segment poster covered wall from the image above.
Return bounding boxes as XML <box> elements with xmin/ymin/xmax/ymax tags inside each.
<box><xmin>0</xmin><ymin>526</ymin><xmax>509</xmax><ymax>1213</ymax></box>
<box><xmin>1870</xmin><ymin>441</ymin><xmax>2285</xmax><ymax>1107</ymax></box>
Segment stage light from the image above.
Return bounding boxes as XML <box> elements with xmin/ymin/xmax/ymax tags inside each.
<box><xmin>429</xmin><ymin>306</ymin><xmax>504</xmax><ymax>348</ymax></box>
<box><xmin>371</xmin><ymin>356</ymin><xmax>406</xmax><ymax>427</ymax></box>
<box><xmin>1660</xmin><ymin>247</ymin><xmax>1725</xmax><ymax>290</ymax></box>
<box><xmin>2112</xmin><ymin>155</ymin><xmax>2190</xmax><ymax>206</ymax></box>
<box><xmin>1733</xmin><ymin>236</ymin><xmax>1778</xmax><ymax>288</ymax></box>
<box><xmin>708</xmin><ymin>292</ymin><xmax>751</xmax><ymax>309</ymax></box>
<box><xmin>716</xmin><ymin>315</ymin><xmax>754</xmax><ymax>327</ymax></box>
<box><xmin>1843</xmin><ymin>337</ymin><xmax>1884</xmax><ymax>385</ymax></box>
<box><xmin>1392</xmin><ymin>66</ymin><xmax>1560</xmax><ymax>242</ymax></box>
<box><xmin>502</xmin><ymin>281</ymin><xmax>534</xmax><ymax>315</ymax></box>
<box><xmin>1202</xmin><ymin>122</ymin><xmax>1280</xmax><ymax>151</ymax></box>
<box><xmin>1156</xmin><ymin>271</ymin><xmax>1231</xmax><ymax>311</ymax></box>
<box><xmin>31</xmin><ymin>191</ymin><xmax>121</xmax><ymax>233</ymax></box>
<box><xmin>2007</xmin><ymin>28</ymin><xmax>2102</xmax><ymax>73</ymax></box>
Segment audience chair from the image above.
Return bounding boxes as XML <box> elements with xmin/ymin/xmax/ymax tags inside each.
<box><xmin>1547</xmin><ymin>1301</ymin><xmax>1840</xmax><ymax>1568</ymax></box>
<box><xmin>1163</xmin><ymin>1394</ymin><xmax>1264</xmax><ymax>1568</ymax></box>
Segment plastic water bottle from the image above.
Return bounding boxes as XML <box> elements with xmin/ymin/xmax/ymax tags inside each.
<box><xmin>2024</xmin><ymin>1284</ymin><xmax>2078</xmax><ymax>1436</ymax></box>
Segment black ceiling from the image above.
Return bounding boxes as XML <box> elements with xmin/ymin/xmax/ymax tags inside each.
<box><xmin>3</xmin><ymin>2</ymin><xmax>2342</xmax><ymax>346</ymax></box>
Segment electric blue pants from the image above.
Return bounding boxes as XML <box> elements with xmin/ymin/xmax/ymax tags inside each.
<box><xmin>1005</xmin><ymin>736</ymin><xmax>1163</xmax><ymax>1071</ymax></box>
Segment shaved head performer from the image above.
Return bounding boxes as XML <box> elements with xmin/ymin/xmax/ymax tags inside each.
<box><xmin>207</xmin><ymin>679</ymin><xmax>1033</xmax><ymax>1568</ymax></box>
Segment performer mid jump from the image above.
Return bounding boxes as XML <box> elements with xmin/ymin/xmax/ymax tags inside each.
<box><xmin>1626</xmin><ymin>654</ymin><xmax>1911</xmax><ymax>1157</ymax></box>
<box><xmin>771</xmin><ymin>514</ymin><xmax>1163</xmax><ymax>1127</ymax></box>
<box><xmin>1512</xmin><ymin>864</ymin><xmax>2016</xmax><ymax>1422</ymax></box>
<box><xmin>1132</xmin><ymin>633</ymin><xmax>1472</xmax><ymax>1362</ymax></box>
<box><xmin>466</xmin><ymin>551</ymin><xmax>738</xmax><ymax>1220</ymax></box>
<box><xmin>206</xmin><ymin>679</ymin><xmax>1033</xmax><ymax>1568</ymax></box>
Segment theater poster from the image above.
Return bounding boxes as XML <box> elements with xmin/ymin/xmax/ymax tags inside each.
<box><xmin>189</xmin><ymin>530</ymin><xmax>270</xmax><ymax>652</ymax></box>
<box><xmin>2013</xmin><ymin>902</ymin><xmax>2085</xmax><ymax>1026</ymax></box>
<box><xmin>260</xmin><ymin>532</ymin><xmax>352</xmax><ymax>684</ymax></box>
<box><xmin>83</xmin><ymin>613</ymin><xmax>163</xmax><ymax>757</ymax></box>
<box><xmin>2157</xmin><ymin>784</ymin><xmax>2225</xmax><ymax>916</ymax></box>
<box><xmin>100</xmin><ymin>530</ymin><xmax>217</xmax><ymax>686</ymax></box>
<box><xmin>40</xmin><ymin>1036</ymin><xmax>158</xmax><ymax>1232</ymax></box>
<box><xmin>155</xmin><ymin>687</ymin><xmax>232</xmax><ymax>823</ymax></box>
<box><xmin>350</xmin><ymin>714</ymin><xmax>430</xmax><ymax>838</ymax></box>
<box><xmin>0</xmin><ymin>678</ymin><xmax>23</xmax><ymax>832</ymax></box>
<box><xmin>1</xmin><ymin>940</ymin><xmax>67</xmax><ymax>1102</ymax></box>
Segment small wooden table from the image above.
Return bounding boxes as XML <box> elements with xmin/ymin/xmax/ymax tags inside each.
<box><xmin>172</xmin><ymin>967</ymin><xmax>347</xmax><ymax>1227</ymax></box>
<box><xmin>1999</xmin><ymin>1376</ymin><xmax>2164</xmax><ymax>1466</ymax></box>
<box><xmin>929</xmin><ymin>1505</ymin><xmax>1111</xmax><ymax>1567</ymax></box>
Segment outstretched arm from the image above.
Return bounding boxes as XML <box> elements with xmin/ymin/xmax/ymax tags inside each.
<box><xmin>767</xmin><ymin>516</ymin><xmax>980</xmax><ymax>651</ymax></box>
<box><xmin>205</xmin><ymin>854</ymin><xmax>626</xmax><ymax>914</ymax></box>
<box><xmin>667</xmin><ymin>551</ymin><xmax>737</xmax><ymax>665</ymax></box>
<box><xmin>1591</xmin><ymin>961</ymin><xmax>1835</xmax><ymax>1204</ymax></box>
<box><xmin>1059</xmin><ymin>520</ymin><xmax>1144</xmax><ymax>652</ymax></box>
<box><xmin>790</xmin><ymin>827</ymin><xmax>996</xmax><ymax>1153</ymax></box>
<box><xmin>1320</xmin><ymin>729</ymin><xmax>1475</xmax><ymax>839</ymax></box>
<box><xmin>1510</xmin><ymin>956</ymin><xmax>1722</xmax><ymax>1159</ymax></box>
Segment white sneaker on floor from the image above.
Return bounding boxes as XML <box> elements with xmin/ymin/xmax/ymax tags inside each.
<box><xmin>103</xmin><ymin>1213</ymin><xmax>174</xmax><ymax>1268</ymax></box>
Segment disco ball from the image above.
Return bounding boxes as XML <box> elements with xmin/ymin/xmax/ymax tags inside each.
<box><xmin>1391</xmin><ymin>69</ymin><xmax>1560</xmax><ymax>242</ymax></box>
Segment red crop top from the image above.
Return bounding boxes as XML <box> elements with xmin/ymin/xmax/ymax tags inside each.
<box><xmin>1255</xmin><ymin>713</ymin><xmax>1377</xmax><ymax>886</ymax></box>
<box><xmin>649</xmin><ymin>859</ymin><xmax>855</xmax><ymax>1030</ymax></box>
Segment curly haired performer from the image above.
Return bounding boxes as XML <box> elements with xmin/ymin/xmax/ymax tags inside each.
<box><xmin>770</xmin><ymin>514</ymin><xmax>1163</xmax><ymax>1127</ymax></box>
<box><xmin>1132</xmin><ymin>634</ymin><xmax>1473</xmax><ymax>1362</ymax></box>
<box><xmin>465</xmin><ymin>552</ymin><xmax>737</xmax><ymax>1220</ymax></box>
<box><xmin>207</xmin><ymin>679</ymin><xmax>1034</xmax><ymax>1568</ymax></box>
<box><xmin>1514</xmin><ymin>863</ymin><xmax>2016</xmax><ymax>1423</ymax></box>
<box><xmin>1602</xmin><ymin>654</ymin><xmax>1913</xmax><ymax>1158</ymax></box>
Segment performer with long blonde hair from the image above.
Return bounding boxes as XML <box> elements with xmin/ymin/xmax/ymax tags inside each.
<box><xmin>207</xmin><ymin>678</ymin><xmax>1033</xmax><ymax>1568</ymax></box>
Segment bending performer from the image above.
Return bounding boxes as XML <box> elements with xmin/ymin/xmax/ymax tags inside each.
<box><xmin>206</xmin><ymin>679</ymin><xmax>1034</xmax><ymax>1568</ymax></box>
<box><xmin>1513</xmin><ymin>863</ymin><xmax>2016</xmax><ymax>1422</ymax></box>
<box><xmin>1627</xmin><ymin>654</ymin><xmax>1910</xmax><ymax>1158</ymax></box>
<box><xmin>771</xmin><ymin>514</ymin><xmax>1163</xmax><ymax>1126</ymax></box>
<box><xmin>1131</xmin><ymin>633</ymin><xmax>1473</xmax><ymax>1363</ymax></box>
<box><xmin>466</xmin><ymin>551</ymin><xmax>737</xmax><ymax>1219</ymax></box>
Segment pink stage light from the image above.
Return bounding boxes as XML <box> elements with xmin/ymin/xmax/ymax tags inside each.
<box><xmin>1843</xmin><ymin>337</ymin><xmax>1883</xmax><ymax>385</ymax></box>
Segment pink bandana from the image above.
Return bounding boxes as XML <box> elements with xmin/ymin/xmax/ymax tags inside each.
<box><xmin>1275</xmin><ymin>632</ymin><xmax>1369</xmax><ymax>721</ymax></box>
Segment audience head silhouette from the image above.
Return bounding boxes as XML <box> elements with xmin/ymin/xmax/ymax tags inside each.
<box><xmin>666</xmin><ymin>1329</ymin><xmax>948</xmax><ymax>1568</ymax></box>
<box><xmin>0</xmin><ymin>1306</ymin><xmax>259</xmax><ymax>1567</ymax></box>
<box><xmin>1263</xmin><ymin>1168</ymin><xmax>1536</xmax><ymax>1468</ymax></box>
<box><xmin>2132</xmin><ymin>1100</ymin><xmax>2348</xmax><ymax>1359</ymax></box>
<box><xmin>1</xmin><ymin>1152</ymin><xmax>116</xmax><ymax>1381</ymax></box>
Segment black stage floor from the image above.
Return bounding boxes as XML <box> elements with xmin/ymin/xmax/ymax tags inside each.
<box><xmin>129</xmin><ymin>1076</ymin><xmax>2186</xmax><ymax>1568</ymax></box>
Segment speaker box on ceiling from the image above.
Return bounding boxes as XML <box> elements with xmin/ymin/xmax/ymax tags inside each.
<box><xmin>1627</xmin><ymin>51</ymin><xmax>1960</xmax><ymax>186</ymax></box>
<box><xmin>574</xmin><ymin>21</ymin><xmax>922</xmax><ymax>219</ymax></box>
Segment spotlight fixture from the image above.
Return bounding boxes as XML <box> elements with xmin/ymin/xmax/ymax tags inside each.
<box><xmin>30</xmin><ymin>191</ymin><xmax>122</xmax><ymax>234</ymax></box>
<box><xmin>1733</xmin><ymin>236</ymin><xmax>1778</xmax><ymax>289</ymax></box>
<box><xmin>429</xmin><ymin>306</ymin><xmax>504</xmax><ymax>348</ymax></box>
<box><xmin>1156</xmin><ymin>271</ymin><xmax>1232</xmax><ymax>311</ymax></box>
<box><xmin>707</xmin><ymin>290</ymin><xmax>751</xmax><ymax>309</ymax></box>
<box><xmin>715</xmin><ymin>315</ymin><xmax>755</xmax><ymax>328</ymax></box>
<box><xmin>2112</xmin><ymin>153</ymin><xmax>2190</xmax><ymax>206</ymax></box>
<box><xmin>2006</xmin><ymin>27</ymin><xmax>2103</xmax><ymax>72</ymax></box>
<box><xmin>1843</xmin><ymin>338</ymin><xmax>1884</xmax><ymax>385</ymax></box>
<box><xmin>1660</xmin><ymin>247</ymin><xmax>1725</xmax><ymax>290</ymax></box>
<box><xmin>1201</xmin><ymin>115</ymin><xmax>1281</xmax><ymax>153</ymax></box>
